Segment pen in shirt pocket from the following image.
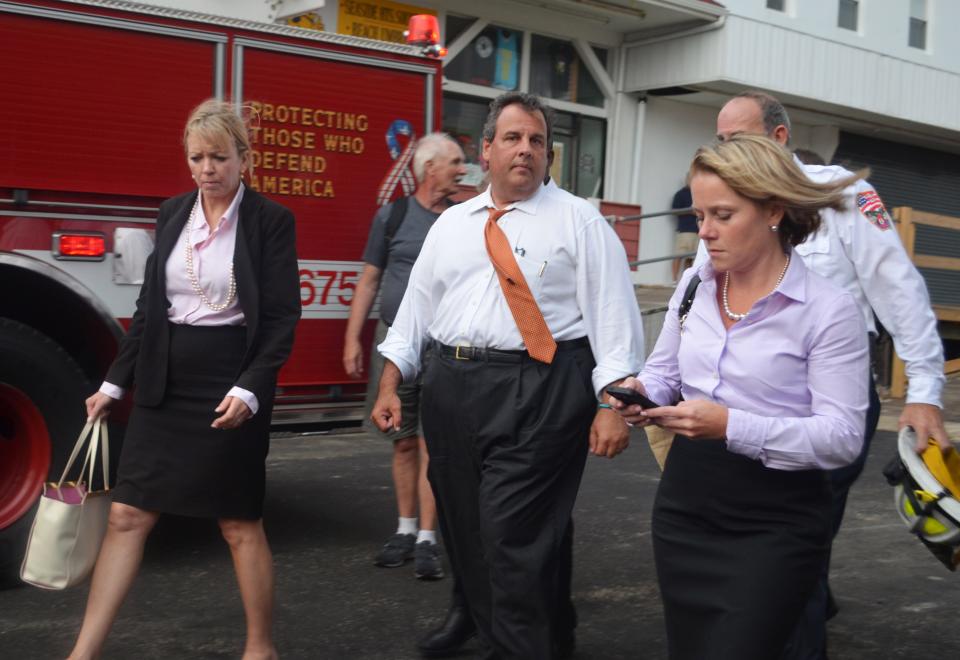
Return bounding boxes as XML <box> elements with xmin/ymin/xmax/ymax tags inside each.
<box><xmin>515</xmin><ymin>246</ymin><xmax>547</xmax><ymax>277</ymax></box>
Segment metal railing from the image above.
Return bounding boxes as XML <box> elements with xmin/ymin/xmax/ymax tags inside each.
<box><xmin>630</xmin><ymin>252</ymin><xmax>696</xmax><ymax>267</ymax></box>
<box><xmin>607</xmin><ymin>206</ymin><xmax>693</xmax><ymax>224</ymax></box>
<box><xmin>603</xmin><ymin>206</ymin><xmax>698</xmax><ymax>268</ymax></box>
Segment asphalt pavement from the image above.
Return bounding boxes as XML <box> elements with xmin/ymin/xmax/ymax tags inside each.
<box><xmin>1</xmin><ymin>421</ymin><xmax>959</xmax><ymax>659</ymax></box>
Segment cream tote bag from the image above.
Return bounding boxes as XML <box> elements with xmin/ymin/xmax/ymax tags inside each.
<box><xmin>20</xmin><ymin>418</ymin><xmax>111</xmax><ymax>589</ymax></box>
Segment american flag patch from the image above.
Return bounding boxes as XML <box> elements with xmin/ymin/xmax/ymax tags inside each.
<box><xmin>857</xmin><ymin>189</ymin><xmax>892</xmax><ymax>230</ymax></box>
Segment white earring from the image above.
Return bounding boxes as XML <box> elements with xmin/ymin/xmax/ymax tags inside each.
<box><xmin>769</xmin><ymin>225</ymin><xmax>779</xmax><ymax>232</ymax></box>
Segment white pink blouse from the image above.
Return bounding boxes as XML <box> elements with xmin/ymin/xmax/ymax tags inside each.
<box><xmin>99</xmin><ymin>185</ymin><xmax>259</xmax><ymax>414</ymax></box>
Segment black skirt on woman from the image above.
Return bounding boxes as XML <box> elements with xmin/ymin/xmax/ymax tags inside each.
<box><xmin>652</xmin><ymin>434</ymin><xmax>831</xmax><ymax>660</ymax></box>
<box><xmin>112</xmin><ymin>323</ymin><xmax>272</xmax><ymax>520</ymax></box>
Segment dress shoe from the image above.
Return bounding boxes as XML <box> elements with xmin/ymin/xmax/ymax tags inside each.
<box><xmin>555</xmin><ymin>629</ymin><xmax>576</xmax><ymax>659</ymax></box>
<box><xmin>417</xmin><ymin>606</ymin><xmax>476</xmax><ymax>658</ymax></box>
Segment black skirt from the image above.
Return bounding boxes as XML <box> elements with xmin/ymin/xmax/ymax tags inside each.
<box><xmin>112</xmin><ymin>323</ymin><xmax>271</xmax><ymax>520</ymax></box>
<box><xmin>652</xmin><ymin>435</ymin><xmax>831</xmax><ymax>660</ymax></box>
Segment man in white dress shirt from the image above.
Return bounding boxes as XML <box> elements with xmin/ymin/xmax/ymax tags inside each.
<box><xmin>705</xmin><ymin>90</ymin><xmax>948</xmax><ymax>660</ymax></box>
<box><xmin>373</xmin><ymin>92</ymin><xmax>644</xmax><ymax>659</ymax></box>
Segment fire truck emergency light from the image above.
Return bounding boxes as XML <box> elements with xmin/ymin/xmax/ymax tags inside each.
<box><xmin>404</xmin><ymin>15</ymin><xmax>447</xmax><ymax>58</ymax></box>
<box><xmin>53</xmin><ymin>232</ymin><xmax>106</xmax><ymax>261</ymax></box>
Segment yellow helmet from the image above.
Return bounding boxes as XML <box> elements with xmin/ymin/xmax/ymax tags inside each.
<box><xmin>884</xmin><ymin>427</ymin><xmax>960</xmax><ymax>571</ymax></box>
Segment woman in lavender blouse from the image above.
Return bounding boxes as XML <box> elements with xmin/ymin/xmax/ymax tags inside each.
<box><xmin>613</xmin><ymin>135</ymin><xmax>869</xmax><ymax>660</ymax></box>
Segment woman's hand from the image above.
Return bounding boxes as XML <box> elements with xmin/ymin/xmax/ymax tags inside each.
<box><xmin>85</xmin><ymin>391</ymin><xmax>115</xmax><ymax>421</ymax></box>
<box><xmin>212</xmin><ymin>396</ymin><xmax>252</xmax><ymax>430</ymax></box>
<box><xmin>643</xmin><ymin>400</ymin><xmax>729</xmax><ymax>440</ymax></box>
<box><xmin>608</xmin><ymin>377</ymin><xmax>655</xmax><ymax>427</ymax></box>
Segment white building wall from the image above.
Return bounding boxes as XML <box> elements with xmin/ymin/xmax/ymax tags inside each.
<box><xmin>632</xmin><ymin>97</ymin><xmax>716</xmax><ymax>284</ymax></box>
<box><xmin>624</xmin><ymin>15</ymin><xmax>960</xmax><ymax>134</ymax></box>
<box><xmin>721</xmin><ymin>0</ymin><xmax>960</xmax><ymax>72</ymax></box>
<box><xmin>632</xmin><ymin>97</ymin><xmax>844</xmax><ymax>285</ymax></box>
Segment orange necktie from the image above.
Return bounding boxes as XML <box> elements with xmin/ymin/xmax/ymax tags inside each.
<box><xmin>484</xmin><ymin>207</ymin><xmax>557</xmax><ymax>364</ymax></box>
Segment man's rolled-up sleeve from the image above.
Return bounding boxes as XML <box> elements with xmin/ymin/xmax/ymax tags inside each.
<box><xmin>575</xmin><ymin>217</ymin><xmax>645</xmax><ymax>397</ymax></box>
<box><xmin>377</xmin><ymin>224</ymin><xmax>439</xmax><ymax>382</ymax></box>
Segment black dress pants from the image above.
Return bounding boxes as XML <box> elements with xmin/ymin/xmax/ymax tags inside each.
<box><xmin>444</xmin><ymin>517</ymin><xmax>576</xmax><ymax>635</ymax></box>
<box><xmin>421</xmin><ymin>339</ymin><xmax>596</xmax><ymax>660</ymax></box>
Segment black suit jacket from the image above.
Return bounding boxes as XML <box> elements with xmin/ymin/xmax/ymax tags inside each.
<box><xmin>105</xmin><ymin>188</ymin><xmax>301</xmax><ymax>408</ymax></box>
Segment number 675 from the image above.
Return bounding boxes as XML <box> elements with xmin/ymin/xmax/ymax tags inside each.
<box><xmin>299</xmin><ymin>269</ymin><xmax>358</xmax><ymax>306</ymax></box>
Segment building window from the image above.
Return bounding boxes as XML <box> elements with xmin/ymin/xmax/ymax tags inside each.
<box><xmin>530</xmin><ymin>35</ymin><xmax>604</xmax><ymax>107</ymax></box>
<box><xmin>444</xmin><ymin>24</ymin><xmax>522</xmax><ymax>91</ymax></box>
<box><xmin>576</xmin><ymin>116</ymin><xmax>606</xmax><ymax>198</ymax></box>
<box><xmin>444</xmin><ymin>13</ymin><xmax>474</xmax><ymax>45</ymax></box>
<box><xmin>837</xmin><ymin>0</ymin><xmax>860</xmax><ymax>32</ymax></box>
<box><xmin>442</xmin><ymin>95</ymin><xmax>489</xmax><ymax>187</ymax></box>
<box><xmin>441</xmin><ymin>16</ymin><xmax>609</xmax><ymax>197</ymax></box>
<box><xmin>766</xmin><ymin>0</ymin><xmax>786</xmax><ymax>11</ymax></box>
<box><xmin>909</xmin><ymin>0</ymin><xmax>927</xmax><ymax>50</ymax></box>
<box><xmin>838</xmin><ymin>0</ymin><xmax>859</xmax><ymax>31</ymax></box>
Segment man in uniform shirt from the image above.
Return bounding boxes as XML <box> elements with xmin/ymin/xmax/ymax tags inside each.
<box><xmin>373</xmin><ymin>92</ymin><xmax>643</xmax><ymax>658</ymax></box>
<box><xmin>704</xmin><ymin>90</ymin><xmax>948</xmax><ymax>659</ymax></box>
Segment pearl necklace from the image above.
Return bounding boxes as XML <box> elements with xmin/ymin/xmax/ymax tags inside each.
<box><xmin>184</xmin><ymin>195</ymin><xmax>237</xmax><ymax>312</ymax></box>
<box><xmin>722</xmin><ymin>255</ymin><xmax>790</xmax><ymax>322</ymax></box>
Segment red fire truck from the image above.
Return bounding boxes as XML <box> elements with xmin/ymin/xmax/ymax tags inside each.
<box><xmin>0</xmin><ymin>0</ymin><xmax>441</xmax><ymax>581</ymax></box>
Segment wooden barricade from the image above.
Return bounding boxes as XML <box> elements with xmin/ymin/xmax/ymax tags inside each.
<box><xmin>890</xmin><ymin>207</ymin><xmax>960</xmax><ymax>397</ymax></box>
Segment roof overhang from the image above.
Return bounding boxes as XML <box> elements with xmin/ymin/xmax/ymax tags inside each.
<box><xmin>418</xmin><ymin>0</ymin><xmax>725</xmax><ymax>46</ymax></box>
<box><xmin>658</xmin><ymin>86</ymin><xmax>960</xmax><ymax>155</ymax></box>
<box><xmin>622</xmin><ymin>14</ymin><xmax>960</xmax><ymax>150</ymax></box>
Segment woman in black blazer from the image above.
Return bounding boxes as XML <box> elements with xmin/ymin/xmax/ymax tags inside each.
<box><xmin>69</xmin><ymin>100</ymin><xmax>300</xmax><ymax>660</ymax></box>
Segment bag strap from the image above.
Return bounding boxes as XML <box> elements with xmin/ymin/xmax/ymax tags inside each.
<box><xmin>678</xmin><ymin>274</ymin><xmax>702</xmax><ymax>330</ymax></box>
<box><xmin>75</xmin><ymin>419</ymin><xmax>100</xmax><ymax>489</ymax></box>
<box><xmin>56</xmin><ymin>419</ymin><xmax>95</xmax><ymax>487</ymax></box>
<box><xmin>101</xmin><ymin>421</ymin><xmax>110</xmax><ymax>491</ymax></box>
<box><xmin>57</xmin><ymin>418</ymin><xmax>110</xmax><ymax>491</ymax></box>
<box><xmin>384</xmin><ymin>196</ymin><xmax>409</xmax><ymax>246</ymax></box>
<box><xmin>84</xmin><ymin>420</ymin><xmax>109</xmax><ymax>491</ymax></box>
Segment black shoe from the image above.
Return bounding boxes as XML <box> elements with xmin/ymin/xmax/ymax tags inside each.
<box><xmin>417</xmin><ymin>606</ymin><xmax>476</xmax><ymax>658</ymax></box>
<box><xmin>555</xmin><ymin>630</ymin><xmax>576</xmax><ymax>659</ymax></box>
<box><xmin>414</xmin><ymin>541</ymin><xmax>445</xmax><ymax>580</ymax></box>
<box><xmin>556</xmin><ymin>601</ymin><xmax>577</xmax><ymax>659</ymax></box>
<box><xmin>374</xmin><ymin>533</ymin><xmax>417</xmax><ymax>567</ymax></box>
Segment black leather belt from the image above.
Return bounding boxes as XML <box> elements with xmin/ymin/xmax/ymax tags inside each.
<box><xmin>434</xmin><ymin>336</ymin><xmax>590</xmax><ymax>363</ymax></box>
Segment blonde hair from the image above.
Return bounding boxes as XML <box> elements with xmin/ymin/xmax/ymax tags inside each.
<box><xmin>183</xmin><ymin>99</ymin><xmax>251</xmax><ymax>158</ymax></box>
<box><xmin>690</xmin><ymin>134</ymin><xmax>867</xmax><ymax>249</ymax></box>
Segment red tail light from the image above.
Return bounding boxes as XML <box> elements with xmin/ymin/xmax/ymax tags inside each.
<box><xmin>53</xmin><ymin>232</ymin><xmax>106</xmax><ymax>260</ymax></box>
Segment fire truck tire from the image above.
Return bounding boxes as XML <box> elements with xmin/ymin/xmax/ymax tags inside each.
<box><xmin>0</xmin><ymin>317</ymin><xmax>93</xmax><ymax>588</ymax></box>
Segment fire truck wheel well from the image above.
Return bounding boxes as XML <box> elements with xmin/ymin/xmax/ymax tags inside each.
<box><xmin>0</xmin><ymin>317</ymin><xmax>95</xmax><ymax>587</ymax></box>
<box><xmin>0</xmin><ymin>261</ymin><xmax>123</xmax><ymax>384</ymax></box>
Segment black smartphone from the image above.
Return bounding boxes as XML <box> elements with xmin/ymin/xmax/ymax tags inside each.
<box><xmin>606</xmin><ymin>386</ymin><xmax>661</xmax><ymax>409</ymax></box>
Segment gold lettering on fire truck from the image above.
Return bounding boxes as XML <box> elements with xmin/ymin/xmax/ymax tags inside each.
<box><xmin>248</xmin><ymin>101</ymin><xmax>371</xmax><ymax>198</ymax></box>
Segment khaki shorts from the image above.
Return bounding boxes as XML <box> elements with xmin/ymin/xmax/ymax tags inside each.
<box><xmin>674</xmin><ymin>232</ymin><xmax>699</xmax><ymax>254</ymax></box>
<box><xmin>362</xmin><ymin>320</ymin><xmax>422</xmax><ymax>440</ymax></box>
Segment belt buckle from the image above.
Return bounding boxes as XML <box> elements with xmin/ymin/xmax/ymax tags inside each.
<box><xmin>454</xmin><ymin>345</ymin><xmax>470</xmax><ymax>360</ymax></box>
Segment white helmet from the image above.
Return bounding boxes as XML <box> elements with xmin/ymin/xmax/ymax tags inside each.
<box><xmin>883</xmin><ymin>427</ymin><xmax>960</xmax><ymax>571</ymax></box>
